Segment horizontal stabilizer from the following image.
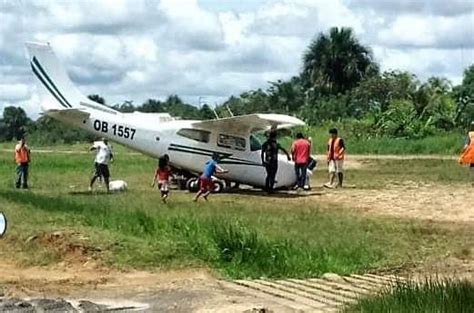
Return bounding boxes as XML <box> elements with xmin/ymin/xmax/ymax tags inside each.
<box><xmin>46</xmin><ymin>108</ymin><xmax>90</xmax><ymax>121</ymax></box>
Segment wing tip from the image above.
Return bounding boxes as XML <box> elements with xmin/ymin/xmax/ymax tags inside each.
<box><xmin>25</xmin><ymin>41</ymin><xmax>50</xmax><ymax>48</ymax></box>
<box><xmin>25</xmin><ymin>41</ymin><xmax>53</xmax><ymax>58</ymax></box>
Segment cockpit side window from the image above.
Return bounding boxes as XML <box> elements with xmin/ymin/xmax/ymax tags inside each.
<box><xmin>177</xmin><ymin>128</ymin><xmax>210</xmax><ymax>143</ymax></box>
<box><xmin>250</xmin><ymin>134</ymin><xmax>262</xmax><ymax>151</ymax></box>
<box><xmin>217</xmin><ymin>134</ymin><xmax>246</xmax><ymax>151</ymax></box>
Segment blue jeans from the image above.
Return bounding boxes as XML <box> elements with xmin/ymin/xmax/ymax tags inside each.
<box><xmin>294</xmin><ymin>163</ymin><xmax>307</xmax><ymax>188</ymax></box>
<box><xmin>16</xmin><ymin>163</ymin><xmax>29</xmax><ymax>188</ymax></box>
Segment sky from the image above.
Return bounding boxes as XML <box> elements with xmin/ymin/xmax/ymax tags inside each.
<box><xmin>1</xmin><ymin>0</ymin><xmax>473</xmax><ymax>118</ymax></box>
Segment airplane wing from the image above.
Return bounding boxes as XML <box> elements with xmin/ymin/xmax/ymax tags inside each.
<box><xmin>45</xmin><ymin>108</ymin><xmax>90</xmax><ymax>121</ymax></box>
<box><xmin>191</xmin><ymin>114</ymin><xmax>305</xmax><ymax>134</ymax></box>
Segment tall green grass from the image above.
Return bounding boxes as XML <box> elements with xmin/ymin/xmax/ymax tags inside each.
<box><xmin>281</xmin><ymin>126</ymin><xmax>464</xmax><ymax>155</ymax></box>
<box><xmin>344</xmin><ymin>278</ymin><xmax>474</xmax><ymax>313</ymax></box>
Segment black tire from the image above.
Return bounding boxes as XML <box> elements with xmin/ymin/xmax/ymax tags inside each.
<box><xmin>186</xmin><ymin>177</ymin><xmax>200</xmax><ymax>192</ymax></box>
<box><xmin>212</xmin><ymin>180</ymin><xmax>224</xmax><ymax>193</ymax></box>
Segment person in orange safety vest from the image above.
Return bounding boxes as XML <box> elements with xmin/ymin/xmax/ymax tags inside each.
<box><xmin>459</xmin><ymin>122</ymin><xmax>474</xmax><ymax>185</ymax></box>
<box><xmin>324</xmin><ymin>128</ymin><xmax>345</xmax><ymax>189</ymax></box>
<box><xmin>14</xmin><ymin>137</ymin><xmax>31</xmax><ymax>189</ymax></box>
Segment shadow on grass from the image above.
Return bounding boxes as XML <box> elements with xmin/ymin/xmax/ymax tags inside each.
<box><xmin>68</xmin><ymin>191</ymin><xmax>116</xmax><ymax>196</ymax></box>
<box><xmin>226</xmin><ymin>188</ymin><xmax>323</xmax><ymax>198</ymax></box>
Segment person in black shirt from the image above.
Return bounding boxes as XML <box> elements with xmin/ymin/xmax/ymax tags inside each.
<box><xmin>261</xmin><ymin>131</ymin><xmax>290</xmax><ymax>193</ymax></box>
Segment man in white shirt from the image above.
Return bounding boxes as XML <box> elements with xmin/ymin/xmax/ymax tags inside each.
<box><xmin>89</xmin><ymin>138</ymin><xmax>113</xmax><ymax>192</ymax></box>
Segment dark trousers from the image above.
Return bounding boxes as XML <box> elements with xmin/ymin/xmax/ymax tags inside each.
<box><xmin>294</xmin><ymin>163</ymin><xmax>308</xmax><ymax>188</ymax></box>
<box><xmin>265</xmin><ymin>162</ymin><xmax>278</xmax><ymax>192</ymax></box>
<box><xmin>16</xmin><ymin>163</ymin><xmax>29</xmax><ymax>188</ymax></box>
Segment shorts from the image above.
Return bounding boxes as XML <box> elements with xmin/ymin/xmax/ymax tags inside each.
<box><xmin>199</xmin><ymin>175</ymin><xmax>213</xmax><ymax>191</ymax></box>
<box><xmin>328</xmin><ymin>160</ymin><xmax>344</xmax><ymax>173</ymax></box>
<box><xmin>158</xmin><ymin>180</ymin><xmax>169</xmax><ymax>192</ymax></box>
<box><xmin>94</xmin><ymin>162</ymin><xmax>110</xmax><ymax>178</ymax></box>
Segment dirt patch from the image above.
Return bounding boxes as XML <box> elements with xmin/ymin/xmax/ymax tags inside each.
<box><xmin>26</xmin><ymin>230</ymin><xmax>102</xmax><ymax>265</ymax></box>
<box><xmin>307</xmin><ymin>184</ymin><xmax>474</xmax><ymax>224</ymax></box>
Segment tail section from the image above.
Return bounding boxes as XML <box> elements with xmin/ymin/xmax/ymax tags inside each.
<box><xmin>25</xmin><ymin>42</ymin><xmax>117</xmax><ymax>114</ymax></box>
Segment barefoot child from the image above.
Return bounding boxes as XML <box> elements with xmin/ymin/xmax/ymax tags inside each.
<box><xmin>152</xmin><ymin>154</ymin><xmax>171</xmax><ymax>202</ymax></box>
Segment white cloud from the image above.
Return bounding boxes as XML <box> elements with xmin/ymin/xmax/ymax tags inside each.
<box><xmin>0</xmin><ymin>83</ymin><xmax>32</xmax><ymax>101</ymax></box>
<box><xmin>374</xmin><ymin>46</ymin><xmax>474</xmax><ymax>82</ymax></box>
<box><xmin>0</xmin><ymin>0</ymin><xmax>473</xmax><ymax>119</ymax></box>
<box><xmin>348</xmin><ymin>0</ymin><xmax>474</xmax><ymax>17</ymax></box>
<box><xmin>378</xmin><ymin>14</ymin><xmax>474</xmax><ymax>49</ymax></box>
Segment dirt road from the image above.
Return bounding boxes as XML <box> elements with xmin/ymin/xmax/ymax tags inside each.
<box><xmin>0</xmin><ymin>262</ymin><xmax>413</xmax><ymax>312</ymax></box>
<box><xmin>0</xmin><ymin>262</ymin><xmax>296</xmax><ymax>312</ymax></box>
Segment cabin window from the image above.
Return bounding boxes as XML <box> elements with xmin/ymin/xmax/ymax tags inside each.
<box><xmin>177</xmin><ymin>128</ymin><xmax>210</xmax><ymax>143</ymax></box>
<box><xmin>250</xmin><ymin>134</ymin><xmax>262</xmax><ymax>151</ymax></box>
<box><xmin>217</xmin><ymin>134</ymin><xmax>246</xmax><ymax>151</ymax></box>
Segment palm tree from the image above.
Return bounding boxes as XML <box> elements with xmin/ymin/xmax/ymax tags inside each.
<box><xmin>302</xmin><ymin>27</ymin><xmax>378</xmax><ymax>95</ymax></box>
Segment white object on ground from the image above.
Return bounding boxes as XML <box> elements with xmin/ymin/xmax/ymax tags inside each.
<box><xmin>109</xmin><ymin>180</ymin><xmax>128</xmax><ymax>191</ymax></box>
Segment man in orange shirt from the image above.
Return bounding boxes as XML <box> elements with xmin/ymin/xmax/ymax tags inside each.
<box><xmin>14</xmin><ymin>138</ymin><xmax>31</xmax><ymax>189</ymax></box>
<box><xmin>324</xmin><ymin>128</ymin><xmax>345</xmax><ymax>188</ymax></box>
<box><xmin>459</xmin><ymin>122</ymin><xmax>474</xmax><ymax>185</ymax></box>
<box><xmin>291</xmin><ymin>132</ymin><xmax>311</xmax><ymax>190</ymax></box>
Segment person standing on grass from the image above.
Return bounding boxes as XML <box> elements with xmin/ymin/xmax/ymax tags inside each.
<box><xmin>291</xmin><ymin>132</ymin><xmax>311</xmax><ymax>190</ymax></box>
<box><xmin>324</xmin><ymin>128</ymin><xmax>345</xmax><ymax>189</ymax></box>
<box><xmin>89</xmin><ymin>138</ymin><xmax>113</xmax><ymax>192</ymax></box>
<box><xmin>459</xmin><ymin>122</ymin><xmax>474</xmax><ymax>185</ymax></box>
<box><xmin>152</xmin><ymin>154</ymin><xmax>171</xmax><ymax>203</ymax></box>
<box><xmin>14</xmin><ymin>137</ymin><xmax>31</xmax><ymax>189</ymax></box>
<box><xmin>261</xmin><ymin>130</ymin><xmax>291</xmax><ymax>193</ymax></box>
<box><xmin>194</xmin><ymin>153</ymin><xmax>228</xmax><ymax>202</ymax></box>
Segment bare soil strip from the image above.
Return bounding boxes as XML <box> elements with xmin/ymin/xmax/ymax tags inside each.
<box><xmin>309</xmin><ymin>184</ymin><xmax>474</xmax><ymax>224</ymax></box>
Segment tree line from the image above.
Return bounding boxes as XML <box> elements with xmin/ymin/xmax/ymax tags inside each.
<box><xmin>1</xmin><ymin>27</ymin><xmax>473</xmax><ymax>144</ymax></box>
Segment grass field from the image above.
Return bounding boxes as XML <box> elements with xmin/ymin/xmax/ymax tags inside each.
<box><xmin>0</xmin><ymin>145</ymin><xmax>472</xmax><ymax>280</ymax></box>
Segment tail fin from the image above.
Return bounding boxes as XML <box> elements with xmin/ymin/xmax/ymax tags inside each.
<box><xmin>25</xmin><ymin>42</ymin><xmax>117</xmax><ymax>114</ymax></box>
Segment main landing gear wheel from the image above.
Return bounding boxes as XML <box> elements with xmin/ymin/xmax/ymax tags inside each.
<box><xmin>186</xmin><ymin>177</ymin><xmax>200</xmax><ymax>192</ymax></box>
<box><xmin>212</xmin><ymin>180</ymin><xmax>224</xmax><ymax>193</ymax></box>
<box><xmin>185</xmin><ymin>178</ymin><xmax>225</xmax><ymax>193</ymax></box>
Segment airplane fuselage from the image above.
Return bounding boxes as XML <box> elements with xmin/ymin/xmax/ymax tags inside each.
<box><xmin>55</xmin><ymin>109</ymin><xmax>298</xmax><ymax>188</ymax></box>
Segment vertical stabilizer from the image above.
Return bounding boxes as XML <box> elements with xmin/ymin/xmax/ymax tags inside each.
<box><xmin>25</xmin><ymin>42</ymin><xmax>117</xmax><ymax>114</ymax></box>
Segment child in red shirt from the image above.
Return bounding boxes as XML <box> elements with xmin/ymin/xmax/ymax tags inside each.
<box><xmin>152</xmin><ymin>154</ymin><xmax>171</xmax><ymax>203</ymax></box>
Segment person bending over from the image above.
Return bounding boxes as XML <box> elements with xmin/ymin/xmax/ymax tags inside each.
<box><xmin>89</xmin><ymin>138</ymin><xmax>113</xmax><ymax>192</ymax></box>
<box><xmin>194</xmin><ymin>153</ymin><xmax>228</xmax><ymax>202</ymax></box>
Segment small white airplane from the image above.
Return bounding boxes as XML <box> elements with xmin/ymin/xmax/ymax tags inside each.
<box><xmin>25</xmin><ymin>42</ymin><xmax>307</xmax><ymax>191</ymax></box>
